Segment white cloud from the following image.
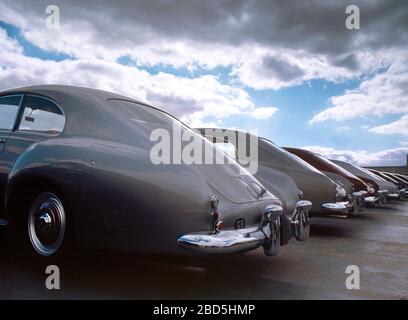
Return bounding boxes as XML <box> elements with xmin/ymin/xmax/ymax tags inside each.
<box><xmin>0</xmin><ymin>29</ymin><xmax>269</xmax><ymax>126</ymax></box>
<box><xmin>233</xmin><ymin>49</ymin><xmax>388</xmax><ymax>90</ymax></box>
<box><xmin>310</xmin><ymin>55</ymin><xmax>408</xmax><ymax>128</ymax></box>
<box><xmin>303</xmin><ymin>145</ymin><xmax>408</xmax><ymax>166</ymax></box>
<box><xmin>0</xmin><ymin>0</ymin><xmax>406</xmax><ymax>91</ymax></box>
<box><xmin>250</xmin><ymin>107</ymin><xmax>278</xmax><ymax>120</ymax></box>
<box><xmin>369</xmin><ymin>115</ymin><xmax>408</xmax><ymax>136</ymax></box>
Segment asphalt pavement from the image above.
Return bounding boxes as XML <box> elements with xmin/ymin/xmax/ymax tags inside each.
<box><xmin>0</xmin><ymin>200</ymin><xmax>407</xmax><ymax>300</ymax></box>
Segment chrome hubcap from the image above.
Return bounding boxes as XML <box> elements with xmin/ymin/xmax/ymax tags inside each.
<box><xmin>39</xmin><ymin>212</ymin><xmax>52</xmax><ymax>232</ymax></box>
<box><xmin>28</xmin><ymin>193</ymin><xmax>66</xmax><ymax>256</ymax></box>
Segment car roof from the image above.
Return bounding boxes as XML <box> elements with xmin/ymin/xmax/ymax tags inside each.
<box><xmin>0</xmin><ymin>85</ymin><xmax>174</xmax><ymax>143</ymax></box>
<box><xmin>0</xmin><ymin>84</ymin><xmax>154</xmax><ymax>109</ymax></box>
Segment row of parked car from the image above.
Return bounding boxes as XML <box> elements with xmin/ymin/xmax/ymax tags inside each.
<box><xmin>192</xmin><ymin>128</ymin><xmax>408</xmax><ymax>255</ymax></box>
<box><xmin>0</xmin><ymin>85</ymin><xmax>406</xmax><ymax>260</ymax></box>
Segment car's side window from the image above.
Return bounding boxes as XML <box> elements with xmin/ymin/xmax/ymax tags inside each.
<box><xmin>18</xmin><ymin>95</ymin><xmax>65</xmax><ymax>134</ymax></box>
<box><xmin>0</xmin><ymin>95</ymin><xmax>22</xmax><ymax>130</ymax></box>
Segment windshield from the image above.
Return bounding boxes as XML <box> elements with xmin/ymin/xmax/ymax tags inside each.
<box><xmin>108</xmin><ymin>98</ymin><xmax>191</xmax><ymax>130</ymax></box>
<box><xmin>108</xmin><ymin>99</ymin><xmax>254</xmax><ymax>177</ymax></box>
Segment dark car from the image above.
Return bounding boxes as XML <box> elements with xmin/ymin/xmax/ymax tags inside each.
<box><xmin>0</xmin><ymin>85</ymin><xmax>285</xmax><ymax>258</ymax></box>
<box><xmin>394</xmin><ymin>173</ymin><xmax>408</xmax><ymax>184</ymax></box>
<box><xmin>284</xmin><ymin>147</ymin><xmax>371</xmax><ymax>212</ymax></box>
<box><xmin>393</xmin><ymin>173</ymin><xmax>408</xmax><ymax>198</ymax></box>
<box><xmin>330</xmin><ymin>160</ymin><xmax>399</xmax><ymax>204</ymax></box>
<box><xmin>368</xmin><ymin>169</ymin><xmax>407</xmax><ymax>199</ymax></box>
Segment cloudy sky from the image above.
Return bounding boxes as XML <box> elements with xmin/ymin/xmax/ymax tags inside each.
<box><xmin>0</xmin><ymin>0</ymin><xmax>407</xmax><ymax>166</ymax></box>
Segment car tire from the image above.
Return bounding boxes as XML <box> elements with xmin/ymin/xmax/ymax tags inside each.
<box><xmin>8</xmin><ymin>190</ymin><xmax>72</xmax><ymax>262</ymax></box>
<box><xmin>27</xmin><ymin>192</ymin><xmax>67</xmax><ymax>257</ymax></box>
<box><xmin>263</xmin><ymin>218</ymin><xmax>280</xmax><ymax>256</ymax></box>
<box><xmin>0</xmin><ymin>226</ymin><xmax>5</xmax><ymax>257</ymax></box>
<box><xmin>294</xmin><ymin>212</ymin><xmax>310</xmax><ymax>242</ymax></box>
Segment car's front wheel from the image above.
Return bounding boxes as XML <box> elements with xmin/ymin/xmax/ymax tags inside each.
<box><xmin>27</xmin><ymin>192</ymin><xmax>67</xmax><ymax>257</ymax></box>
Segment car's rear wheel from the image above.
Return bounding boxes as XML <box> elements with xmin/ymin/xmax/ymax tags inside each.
<box><xmin>294</xmin><ymin>211</ymin><xmax>310</xmax><ymax>241</ymax></box>
<box><xmin>263</xmin><ymin>218</ymin><xmax>280</xmax><ymax>256</ymax></box>
<box><xmin>28</xmin><ymin>192</ymin><xmax>67</xmax><ymax>257</ymax></box>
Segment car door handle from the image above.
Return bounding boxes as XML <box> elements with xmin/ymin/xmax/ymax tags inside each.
<box><xmin>0</xmin><ymin>139</ymin><xmax>6</xmax><ymax>144</ymax></box>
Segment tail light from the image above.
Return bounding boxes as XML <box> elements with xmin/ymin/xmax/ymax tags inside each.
<box><xmin>215</xmin><ymin>220</ymin><xmax>224</xmax><ymax>231</ymax></box>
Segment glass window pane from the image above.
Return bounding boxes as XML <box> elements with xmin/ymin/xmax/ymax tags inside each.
<box><xmin>19</xmin><ymin>95</ymin><xmax>65</xmax><ymax>133</ymax></box>
<box><xmin>0</xmin><ymin>95</ymin><xmax>22</xmax><ymax>130</ymax></box>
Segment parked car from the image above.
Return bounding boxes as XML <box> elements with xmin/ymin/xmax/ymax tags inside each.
<box><xmin>394</xmin><ymin>173</ymin><xmax>408</xmax><ymax>198</ymax></box>
<box><xmin>197</xmin><ymin>128</ymin><xmax>312</xmax><ymax>244</ymax></box>
<box><xmin>386</xmin><ymin>172</ymin><xmax>408</xmax><ymax>199</ymax></box>
<box><xmin>330</xmin><ymin>160</ymin><xmax>399</xmax><ymax>203</ymax></box>
<box><xmin>284</xmin><ymin>147</ymin><xmax>371</xmax><ymax>212</ymax></box>
<box><xmin>197</xmin><ymin>129</ymin><xmax>355</xmax><ymax>217</ymax></box>
<box><xmin>368</xmin><ymin>169</ymin><xmax>407</xmax><ymax>199</ymax></box>
<box><xmin>0</xmin><ymin>85</ymin><xmax>286</xmax><ymax>258</ymax></box>
<box><xmin>394</xmin><ymin>173</ymin><xmax>408</xmax><ymax>184</ymax></box>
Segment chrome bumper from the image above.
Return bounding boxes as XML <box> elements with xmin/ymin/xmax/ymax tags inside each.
<box><xmin>177</xmin><ymin>205</ymin><xmax>283</xmax><ymax>256</ymax></box>
<box><xmin>321</xmin><ymin>201</ymin><xmax>352</xmax><ymax>214</ymax></box>
<box><xmin>178</xmin><ymin>227</ymin><xmax>267</xmax><ymax>254</ymax></box>
<box><xmin>387</xmin><ymin>192</ymin><xmax>400</xmax><ymax>200</ymax></box>
<box><xmin>364</xmin><ymin>196</ymin><xmax>378</xmax><ymax>205</ymax></box>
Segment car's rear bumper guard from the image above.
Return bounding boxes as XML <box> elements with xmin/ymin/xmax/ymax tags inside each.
<box><xmin>366</xmin><ymin>190</ymin><xmax>388</xmax><ymax>206</ymax></box>
<box><xmin>177</xmin><ymin>205</ymin><xmax>283</xmax><ymax>255</ymax></box>
<box><xmin>290</xmin><ymin>200</ymin><xmax>312</xmax><ymax>223</ymax></box>
<box><xmin>349</xmin><ymin>192</ymin><xmax>364</xmax><ymax>213</ymax></box>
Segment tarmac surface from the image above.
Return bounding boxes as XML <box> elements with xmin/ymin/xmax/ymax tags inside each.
<box><xmin>0</xmin><ymin>200</ymin><xmax>407</xmax><ymax>300</ymax></box>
